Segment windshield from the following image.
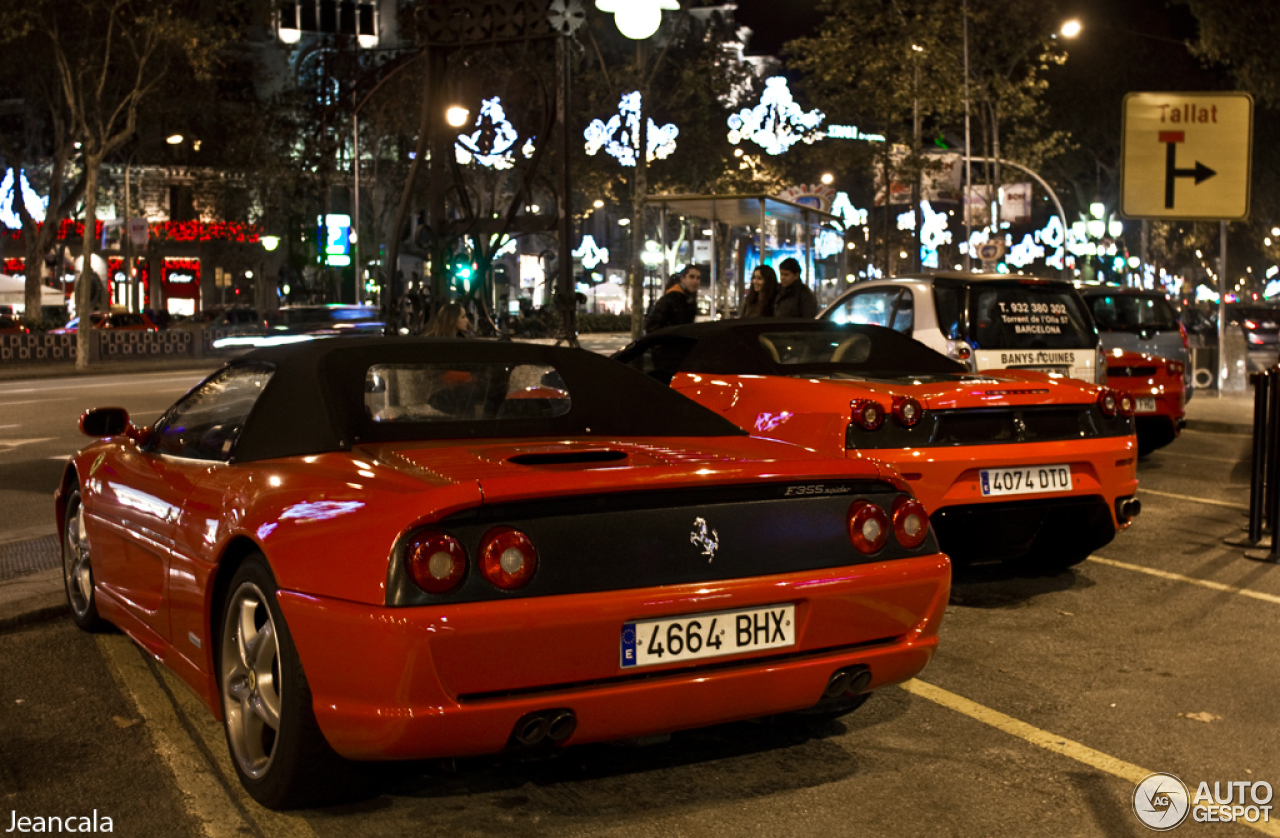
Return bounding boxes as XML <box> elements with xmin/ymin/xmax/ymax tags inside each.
<box><xmin>1086</xmin><ymin>293</ymin><xmax>1179</xmax><ymax>332</ymax></box>
<box><xmin>969</xmin><ymin>282</ymin><xmax>1096</xmax><ymax>349</ymax></box>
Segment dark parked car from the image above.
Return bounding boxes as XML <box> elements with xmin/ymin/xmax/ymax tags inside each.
<box><xmin>264</xmin><ymin>304</ymin><xmax>385</xmax><ymax>340</ymax></box>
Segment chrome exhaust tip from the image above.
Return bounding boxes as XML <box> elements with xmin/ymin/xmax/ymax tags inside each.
<box><xmin>547</xmin><ymin>710</ymin><xmax>577</xmax><ymax>743</ymax></box>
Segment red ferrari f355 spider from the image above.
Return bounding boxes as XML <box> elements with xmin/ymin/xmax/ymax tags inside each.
<box><xmin>58</xmin><ymin>338</ymin><xmax>950</xmax><ymax>809</ymax></box>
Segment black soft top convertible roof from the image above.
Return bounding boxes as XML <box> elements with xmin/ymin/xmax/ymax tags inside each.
<box><xmin>224</xmin><ymin>337</ymin><xmax>746</xmax><ymax>463</ymax></box>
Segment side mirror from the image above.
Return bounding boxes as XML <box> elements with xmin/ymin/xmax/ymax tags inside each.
<box><xmin>80</xmin><ymin>407</ymin><xmax>130</xmax><ymax>438</ymax></box>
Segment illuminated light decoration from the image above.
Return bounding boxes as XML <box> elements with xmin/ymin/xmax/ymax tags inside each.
<box><xmin>1268</xmin><ymin>266</ymin><xmax>1279</xmax><ymax>279</ymax></box>
<box><xmin>573</xmin><ymin>235</ymin><xmax>609</xmax><ymax>270</ymax></box>
<box><xmin>0</xmin><ymin>170</ymin><xmax>48</xmax><ymax>231</ymax></box>
<box><xmin>595</xmin><ymin>0</ymin><xmax>678</xmax><ymax>40</ymax></box>
<box><xmin>261</xmin><ymin>235</ymin><xmax>280</xmax><ymax>251</ymax></box>
<box><xmin>918</xmin><ymin>201</ymin><xmax>952</xmax><ymax>269</ymax></box>
<box><xmin>727</xmin><ymin>77</ymin><xmax>825</xmax><ymax>156</ymax></box>
<box><xmin>830</xmin><ymin>192</ymin><xmax>868</xmax><ymax>229</ymax></box>
<box><xmin>896</xmin><ymin>210</ymin><xmax>915</xmax><ymax>231</ymax></box>
<box><xmin>455</xmin><ymin>98</ymin><xmax>526</xmax><ymax>170</ymax></box>
<box><xmin>493</xmin><ymin>235</ymin><xmax>517</xmax><ymax>258</ymax></box>
<box><xmin>1006</xmin><ymin>233</ymin><xmax>1045</xmax><ymax>269</ymax></box>
<box><xmin>1265</xmin><ymin>278</ymin><xmax>1280</xmax><ymax>298</ymax></box>
<box><xmin>815</xmin><ymin>228</ymin><xmax>844</xmax><ymax>260</ymax></box>
<box><xmin>1108</xmin><ymin>219</ymin><xmax>1124</xmax><ymax>238</ymax></box>
<box><xmin>584</xmin><ymin>92</ymin><xmax>678</xmax><ymax>167</ymax></box>
<box><xmin>826</xmin><ymin>124</ymin><xmax>885</xmax><ymax>143</ymax></box>
<box><xmin>1196</xmin><ymin>285</ymin><xmax>1220</xmax><ymax>303</ymax></box>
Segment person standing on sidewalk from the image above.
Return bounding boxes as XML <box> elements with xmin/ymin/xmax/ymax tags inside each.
<box><xmin>740</xmin><ymin>265</ymin><xmax>778</xmax><ymax>319</ymax></box>
<box><xmin>645</xmin><ymin>264</ymin><xmax>702</xmax><ymax>333</ymax></box>
<box><xmin>772</xmin><ymin>257</ymin><xmax>818</xmax><ymax>319</ymax></box>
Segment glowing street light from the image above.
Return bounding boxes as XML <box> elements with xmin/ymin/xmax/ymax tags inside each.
<box><xmin>1060</xmin><ymin>19</ymin><xmax>1082</xmax><ymax>38</ymax></box>
<box><xmin>595</xmin><ymin>0</ymin><xmax>678</xmax><ymax>41</ymax></box>
<box><xmin>445</xmin><ymin>106</ymin><xmax>470</xmax><ymax>128</ymax></box>
<box><xmin>165</xmin><ymin>134</ymin><xmax>184</xmax><ymax>145</ymax></box>
<box><xmin>820</xmin><ymin>172</ymin><xmax>834</xmax><ymax>185</ymax></box>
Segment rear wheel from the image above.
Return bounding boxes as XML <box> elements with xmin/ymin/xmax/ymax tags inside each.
<box><xmin>219</xmin><ymin>556</ymin><xmax>355</xmax><ymax>809</ymax></box>
<box><xmin>62</xmin><ymin>490</ymin><xmax>104</xmax><ymax>631</ymax></box>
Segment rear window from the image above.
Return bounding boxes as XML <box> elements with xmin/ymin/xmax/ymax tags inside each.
<box><xmin>108</xmin><ymin>313</ymin><xmax>146</xmax><ymax>327</ymax></box>
<box><xmin>365</xmin><ymin>363</ymin><xmax>571</xmax><ymax>422</ymax></box>
<box><xmin>970</xmin><ymin>283</ymin><xmax>1095</xmax><ymax>349</ymax></box>
<box><xmin>1086</xmin><ymin>294</ymin><xmax>1178</xmax><ymax>332</ymax></box>
<box><xmin>754</xmin><ymin>328</ymin><xmax>963</xmax><ymax>375</ymax></box>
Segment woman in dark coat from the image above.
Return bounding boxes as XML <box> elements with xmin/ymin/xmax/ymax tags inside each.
<box><xmin>739</xmin><ymin>265</ymin><xmax>778</xmax><ymax>319</ymax></box>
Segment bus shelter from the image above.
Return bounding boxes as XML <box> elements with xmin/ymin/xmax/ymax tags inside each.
<box><xmin>647</xmin><ymin>193</ymin><xmax>844</xmax><ymax>318</ymax></box>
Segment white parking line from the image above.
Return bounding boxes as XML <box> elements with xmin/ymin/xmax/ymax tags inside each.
<box><xmin>1089</xmin><ymin>556</ymin><xmax>1280</xmax><ymax>606</ymax></box>
<box><xmin>1139</xmin><ymin>487</ymin><xmax>1249</xmax><ymax>510</ymax></box>
<box><xmin>901</xmin><ymin>678</ymin><xmax>1280</xmax><ymax>837</ymax></box>
<box><xmin>96</xmin><ymin>634</ymin><xmax>318</xmax><ymax>838</ymax></box>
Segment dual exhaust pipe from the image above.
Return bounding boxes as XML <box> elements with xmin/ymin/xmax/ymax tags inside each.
<box><xmin>823</xmin><ymin>665</ymin><xmax>873</xmax><ymax>700</ymax></box>
<box><xmin>510</xmin><ymin>708</ymin><xmax>577</xmax><ymax>749</ymax></box>
<box><xmin>1116</xmin><ymin>496</ymin><xmax>1142</xmax><ymax>524</ymax></box>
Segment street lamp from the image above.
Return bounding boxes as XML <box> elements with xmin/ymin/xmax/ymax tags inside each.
<box><xmin>1060</xmin><ymin>19</ymin><xmax>1082</xmax><ymax>38</ymax></box>
<box><xmin>595</xmin><ymin>0</ymin><xmax>678</xmax><ymax>40</ymax></box>
<box><xmin>445</xmin><ymin>106</ymin><xmax>470</xmax><ymax>128</ymax></box>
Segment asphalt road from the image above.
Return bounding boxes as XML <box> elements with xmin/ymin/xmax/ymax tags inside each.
<box><xmin>1</xmin><ymin>372</ymin><xmax>1276</xmax><ymax>836</ymax></box>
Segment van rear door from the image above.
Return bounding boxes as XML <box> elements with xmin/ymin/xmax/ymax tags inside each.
<box><xmin>964</xmin><ymin>280</ymin><xmax>1100</xmax><ymax>383</ymax></box>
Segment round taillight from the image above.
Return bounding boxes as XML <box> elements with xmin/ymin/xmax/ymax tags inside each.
<box><xmin>851</xmin><ymin>399</ymin><xmax>886</xmax><ymax>431</ymax></box>
<box><xmin>847</xmin><ymin>501</ymin><xmax>890</xmax><ymax>554</ymax></box>
<box><xmin>405</xmin><ymin>530</ymin><xmax>467</xmax><ymax>594</ymax></box>
<box><xmin>892</xmin><ymin>396</ymin><xmax>924</xmax><ymax>428</ymax></box>
<box><xmin>479</xmin><ymin>527</ymin><xmax>538</xmax><ymax>590</ymax></box>
<box><xmin>891</xmin><ymin>496</ymin><xmax>930</xmax><ymax>549</ymax></box>
<box><xmin>1117</xmin><ymin>391</ymin><xmax>1135</xmax><ymax>418</ymax></box>
<box><xmin>1098</xmin><ymin>388</ymin><xmax>1118</xmax><ymax>417</ymax></box>
<box><xmin>1167</xmin><ymin>361</ymin><xmax>1185</xmax><ymax>377</ymax></box>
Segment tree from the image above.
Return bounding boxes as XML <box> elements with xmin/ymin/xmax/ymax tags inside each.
<box><xmin>3</xmin><ymin>0</ymin><xmax>221</xmax><ymax>367</ymax></box>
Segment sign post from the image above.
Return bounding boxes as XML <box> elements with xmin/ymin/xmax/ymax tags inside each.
<box><xmin>1121</xmin><ymin>91</ymin><xmax>1254</xmax><ymax>392</ymax></box>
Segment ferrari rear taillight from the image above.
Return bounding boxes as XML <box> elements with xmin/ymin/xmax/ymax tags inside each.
<box><xmin>892</xmin><ymin>396</ymin><xmax>924</xmax><ymax>428</ymax></box>
<box><xmin>891</xmin><ymin>497</ymin><xmax>930</xmax><ymax>549</ymax></box>
<box><xmin>847</xmin><ymin>501</ymin><xmax>890</xmax><ymax>554</ymax></box>
<box><xmin>1167</xmin><ymin>360</ymin><xmax>1185</xmax><ymax>377</ymax></box>
<box><xmin>851</xmin><ymin>399</ymin><xmax>886</xmax><ymax>431</ymax></box>
<box><xmin>479</xmin><ymin>527</ymin><xmax>538</xmax><ymax>590</ymax></box>
<box><xmin>406</xmin><ymin>530</ymin><xmax>467</xmax><ymax>594</ymax></box>
<box><xmin>1117</xmin><ymin>391</ymin><xmax>1136</xmax><ymax>418</ymax></box>
<box><xmin>1098</xmin><ymin>388</ymin><xmax>1119</xmax><ymax>417</ymax></box>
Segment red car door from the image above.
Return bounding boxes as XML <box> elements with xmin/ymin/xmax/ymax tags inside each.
<box><xmin>89</xmin><ymin>445</ymin><xmax>202</xmax><ymax>643</ymax></box>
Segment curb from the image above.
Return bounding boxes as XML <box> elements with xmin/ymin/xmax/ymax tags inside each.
<box><xmin>0</xmin><ymin>569</ymin><xmax>67</xmax><ymax>632</ymax></box>
<box><xmin>1184</xmin><ymin>420</ymin><xmax>1252</xmax><ymax>436</ymax></box>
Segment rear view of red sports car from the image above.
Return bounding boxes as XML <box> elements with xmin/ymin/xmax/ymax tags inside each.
<box><xmin>1104</xmin><ymin>348</ymin><xmax>1186</xmax><ymax>454</ymax></box>
<box><xmin>57</xmin><ymin>338</ymin><xmax>949</xmax><ymax>809</ymax></box>
<box><xmin>616</xmin><ymin>320</ymin><xmax>1141</xmax><ymax>571</ymax></box>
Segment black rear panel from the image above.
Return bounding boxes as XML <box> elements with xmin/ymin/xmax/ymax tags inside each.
<box><xmin>847</xmin><ymin>404</ymin><xmax>1133</xmax><ymax>449</ymax></box>
<box><xmin>1109</xmin><ymin>365</ymin><xmax>1159</xmax><ymax>378</ymax></box>
<box><xmin>386</xmin><ymin>481</ymin><xmax>937</xmax><ymax>606</ymax></box>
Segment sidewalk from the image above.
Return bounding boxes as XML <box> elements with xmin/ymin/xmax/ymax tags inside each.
<box><xmin>1183</xmin><ymin>390</ymin><xmax>1254</xmax><ymax>434</ymax></box>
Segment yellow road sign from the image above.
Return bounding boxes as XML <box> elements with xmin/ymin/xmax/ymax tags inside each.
<box><xmin>1120</xmin><ymin>91</ymin><xmax>1253</xmax><ymax>221</ymax></box>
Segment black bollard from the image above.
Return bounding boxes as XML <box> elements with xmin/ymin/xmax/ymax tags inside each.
<box><xmin>1247</xmin><ymin>368</ymin><xmax>1280</xmax><ymax>563</ymax></box>
<box><xmin>1248</xmin><ymin>370</ymin><xmax>1270</xmax><ymax>543</ymax></box>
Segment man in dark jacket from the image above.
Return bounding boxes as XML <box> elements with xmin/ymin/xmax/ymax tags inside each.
<box><xmin>645</xmin><ymin>264</ymin><xmax>701</xmax><ymax>333</ymax></box>
<box><xmin>773</xmin><ymin>257</ymin><xmax>818</xmax><ymax>318</ymax></box>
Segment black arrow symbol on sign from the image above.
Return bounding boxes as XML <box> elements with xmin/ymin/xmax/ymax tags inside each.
<box><xmin>1164</xmin><ymin>134</ymin><xmax>1216</xmax><ymax>209</ymax></box>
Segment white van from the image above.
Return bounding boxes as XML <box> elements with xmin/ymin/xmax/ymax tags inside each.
<box><xmin>820</xmin><ymin>273</ymin><xmax>1104</xmax><ymax>384</ymax></box>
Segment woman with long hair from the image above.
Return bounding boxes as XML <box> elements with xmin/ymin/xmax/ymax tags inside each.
<box><xmin>740</xmin><ymin>265</ymin><xmax>778</xmax><ymax>319</ymax></box>
<box><xmin>423</xmin><ymin>302</ymin><xmax>470</xmax><ymax>338</ymax></box>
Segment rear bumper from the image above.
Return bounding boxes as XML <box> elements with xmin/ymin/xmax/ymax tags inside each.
<box><xmin>277</xmin><ymin>555</ymin><xmax>950</xmax><ymax>760</ymax></box>
<box><xmin>930</xmin><ymin>494</ymin><xmax>1119</xmax><ymax>562</ymax></box>
<box><xmin>863</xmin><ymin>437</ymin><xmax>1139</xmax><ymax>528</ymax></box>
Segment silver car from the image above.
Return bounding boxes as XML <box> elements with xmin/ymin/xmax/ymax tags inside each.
<box><xmin>1078</xmin><ymin>287</ymin><xmax>1192</xmax><ymax>399</ymax></box>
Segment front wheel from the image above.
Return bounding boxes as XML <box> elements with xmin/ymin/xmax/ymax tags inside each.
<box><xmin>62</xmin><ymin>490</ymin><xmax>105</xmax><ymax>631</ymax></box>
<box><xmin>219</xmin><ymin>556</ymin><xmax>355</xmax><ymax>809</ymax></box>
